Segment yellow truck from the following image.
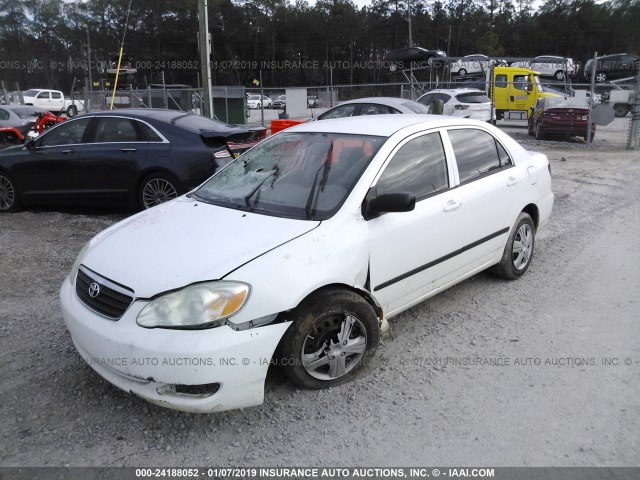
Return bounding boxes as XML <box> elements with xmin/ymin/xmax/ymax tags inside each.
<box><xmin>488</xmin><ymin>66</ymin><xmax>563</xmax><ymax>120</ymax></box>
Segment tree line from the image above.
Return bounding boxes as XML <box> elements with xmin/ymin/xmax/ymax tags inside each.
<box><xmin>0</xmin><ymin>0</ymin><xmax>638</xmax><ymax>93</ymax></box>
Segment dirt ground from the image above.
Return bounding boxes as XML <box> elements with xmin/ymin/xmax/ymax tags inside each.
<box><xmin>0</xmin><ymin>133</ymin><xmax>639</xmax><ymax>468</ymax></box>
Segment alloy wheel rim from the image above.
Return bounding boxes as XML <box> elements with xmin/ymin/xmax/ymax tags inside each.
<box><xmin>301</xmin><ymin>313</ymin><xmax>367</xmax><ymax>380</ymax></box>
<box><xmin>512</xmin><ymin>224</ymin><xmax>533</xmax><ymax>270</ymax></box>
<box><xmin>142</xmin><ymin>178</ymin><xmax>177</xmax><ymax>208</ymax></box>
<box><xmin>0</xmin><ymin>176</ymin><xmax>15</xmax><ymax>211</ymax></box>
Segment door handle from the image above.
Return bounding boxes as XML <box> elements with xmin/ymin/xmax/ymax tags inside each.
<box><xmin>444</xmin><ymin>200</ymin><xmax>461</xmax><ymax>212</ymax></box>
<box><xmin>121</xmin><ymin>148</ymin><xmax>137</xmax><ymax>153</ymax></box>
<box><xmin>509</xmin><ymin>96</ymin><xmax>514</xmax><ymax>102</ymax></box>
<box><xmin>507</xmin><ymin>176</ymin><xmax>519</xmax><ymax>186</ymax></box>
<box><xmin>62</xmin><ymin>149</ymin><xmax>75</xmax><ymax>154</ymax></box>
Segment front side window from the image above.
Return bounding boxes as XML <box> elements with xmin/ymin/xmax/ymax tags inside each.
<box><xmin>0</xmin><ymin>108</ymin><xmax>9</xmax><ymax>120</ymax></box>
<box><xmin>357</xmin><ymin>104</ymin><xmax>398</xmax><ymax>116</ymax></box>
<box><xmin>495</xmin><ymin>75</ymin><xmax>508</xmax><ymax>88</ymax></box>
<box><xmin>448</xmin><ymin>129</ymin><xmax>511</xmax><ymax>183</ymax></box>
<box><xmin>194</xmin><ymin>132</ymin><xmax>386</xmax><ymax>220</ymax></box>
<box><xmin>376</xmin><ymin>132</ymin><xmax>448</xmax><ymax>200</ymax></box>
<box><xmin>38</xmin><ymin>118</ymin><xmax>91</xmax><ymax>147</ymax></box>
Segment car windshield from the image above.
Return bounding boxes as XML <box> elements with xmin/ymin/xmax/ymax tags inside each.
<box><xmin>455</xmin><ymin>92</ymin><xmax>491</xmax><ymax>103</ymax></box>
<box><xmin>193</xmin><ymin>132</ymin><xmax>386</xmax><ymax>220</ymax></box>
<box><xmin>401</xmin><ymin>101</ymin><xmax>430</xmax><ymax>113</ymax></box>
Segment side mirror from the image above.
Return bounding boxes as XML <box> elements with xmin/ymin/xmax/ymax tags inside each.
<box><xmin>26</xmin><ymin>139</ymin><xmax>36</xmax><ymax>150</ymax></box>
<box><xmin>363</xmin><ymin>188</ymin><xmax>416</xmax><ymax>220</ymax></box>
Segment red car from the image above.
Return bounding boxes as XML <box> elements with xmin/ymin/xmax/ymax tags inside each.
<box><xmin>528</xmin><ymin>97</ymin><xmax>595</xmax><ymax>142</ymax></box>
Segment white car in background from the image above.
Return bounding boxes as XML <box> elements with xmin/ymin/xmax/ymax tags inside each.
<box><xmin>246</xmin><ymin>94</ymin><xmax>272</xmax><ymax>109</ymax></box>
<box><xmin>510</xmin><ymin>56</ymin><xmax>577</xmax><ymax>81</ymax></box>
<box><xmin>450</xmin><ymin>54</ymin><xmax>492</xmax><ymax>77</ymax></box>
<box><xmin>417</xmin><ymin>88</ymin><xmax>493</xmax><ymax>122</ymax></box>
<box><xmin>61</xmin><ymin>114</ymin><xmax>553</xmax><ymax>413</ymax></box>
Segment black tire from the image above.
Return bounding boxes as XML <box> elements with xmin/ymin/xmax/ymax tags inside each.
<box><xmin>613</xmin><ymin>104</ymin><xmax>629</xmax><ymax>118</ymax></box>
<box><xmin>527</xmin><ymin>120</ymin><xmax>534</xmax><ymax>136</ymax></box>
<box><xmin>138</xmin><ymin>172</ymin><xmax>180</xmax><ymax>210</ymax></box>
<box><xmin>458</xmin><ymin>68</ymin><xmax>467</xmax><ymax>77</ymax></box>
<box><xmin>535</xmin><ymin>122</ymin><xmax>545</xmax><ymax>140</ymax></box>
<box><xmin>66</xmin><ymin>105</ymin><xmax>78</xmax><ymax>117</ymax></box>
<box><xmin>584</xmin><ymin>132</ymin><xmax>594</xmax><ymax>143</ymax></box>
<box><xmin>554</xmin><ymin>70</ymin><xmax>565</xmax><ymax>81</ymax></box>
<box><xmin>0</xmin><ymin>172</ymin><xmax>21</xmax><ymax>213</ymax></box>
<box><xmin>492</xmin><ymin>212</ymin><xmax>535</xmax><ymax>280</ymax></box>
<box><xmin>279</xmin><ymin>288</ymin><xmax>380</xmax><ymax>389</ymax></box>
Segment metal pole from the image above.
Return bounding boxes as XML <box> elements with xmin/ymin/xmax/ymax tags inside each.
<box><xmin>587</xmin><ymin>52</ymin><xmax>597</xmax><ymax>144</ymax></box>
<box><xmin>86</xmin><ymin>25</ymin><xmax>92</xmax><ymax>94</ymax></box>
<box><xmin>198</xmin><ymin>0</ymin><xmax>214</xmax><ymax>118</ymax></box>
<box><xmin>259</xmin><ymin>70</ymin><xmax>264</xmax><ymax>127</ymax></box>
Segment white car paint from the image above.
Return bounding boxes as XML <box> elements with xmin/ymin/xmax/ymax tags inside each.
<box><xmin>61</xmin><ymin>114</ymin><xmax>553</xmax><ymax>413</ymax></box>
<box><xmin>417</xmin><ymin>89</ymin><xmax>493</xmax><ymax>122</ymax></box>
<box><xmin>246</xmin><ymin>95</ymin><xmax>272</xmax><ymax>109</ymax></box>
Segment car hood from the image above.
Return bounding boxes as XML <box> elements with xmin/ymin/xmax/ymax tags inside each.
<box><xmin>81</xmin><ymin>197</ymin><xmax>320</xmax><ymax>298</ymax></box>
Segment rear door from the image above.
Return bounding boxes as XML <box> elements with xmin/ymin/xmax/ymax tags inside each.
<box><xmin>78</xmin><ymin>116</ymin><xmax>150</xmax><ymax>200</ymax></box>
<box><xmin>437</xmin><ymin>127</ymin><xmax>525</xmax><ymax>287</ymax></box>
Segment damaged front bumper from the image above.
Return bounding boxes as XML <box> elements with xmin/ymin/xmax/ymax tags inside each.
<box><xmin>60</xmin><ymin>278</ymin><xmax>291</xmax><ymax>413</ymax></box>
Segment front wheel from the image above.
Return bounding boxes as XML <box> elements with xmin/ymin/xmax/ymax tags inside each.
<box><xmin>554</xmin><ymin>70</ymin><xmax>565</xmax><ymax>81</ymax></box>
<box><xmin>0</xmin><ymin>172</ymin><xmax>21</xmax><ymax>213</ymax></box>
<box><xmin>596</xmin><ymin>72</ymin><xmax>607</xmax><ymax>83</ymax></box>
<box><xmin>535</xmin><ymin>122</ymin><xmax>545</xmax><ymax>140</ymax></box>
<box><xmin>492</xmin><ymin>212</ymin><xmax>535</xmax><ymax>280</ymax></box>
<box><xmin>458</xmin><ymin>68</ymin><xmax>467</xmax><ymax>77</ymax></box>
<box><xmin>138</xmin><ymin>173</ymin><xmax>179</xmax><ymax>210</ymax></box>
<box><xmin>279</xmin><ymin>289</ymin><xmax>380</xmax><ymax>389</ymax></box>
<box><xmin>613</xmin><ymin>104</ymin><xmax>630</xmax><ymax>118</ymax></box>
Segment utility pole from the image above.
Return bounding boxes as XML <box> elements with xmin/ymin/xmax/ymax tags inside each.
<box><xmin>198</xmin><ymin>0</ymin><xmax>214</xmax><ymax>118</ymax></box>
<box><xmin>407</xmin><ymin>0</ymin><xmax>412</xmax><ymax>48</ymax></box>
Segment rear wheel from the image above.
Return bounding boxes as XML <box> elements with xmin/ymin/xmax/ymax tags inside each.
<box><xmin>138</xmin><ymin>173</ymin><xmax>179</xmax><ymax>210</ymax></box>
<box><xmin>554</xmin><ymin>70</ymin><xmax>565</xmax><ymax>81</ymax></box>
<box><xmin>458</xmin><ymin>68</ymin><xmax>467</xmax><ymax>77</ymax></box>
<box><xmin>596</xmin><ymin>72</ymin><xmax>607</xmax><ymax>83</ymax></box>
<box><xmin>66</xmin><ymin>105</ymin><xmax>78</xmax><ymax>117</ymax></box>
<box><xmin>0</xmin><ymin>173</ymin><xmax>21</xmax><ymax>213</ymax></box>
<box><xmin>279</xmin><ymin>289</ymin><xmax>380</xmax><ymax>389</ymax></box>
<box><xmin>492</xmin><ymin>212</ymin><xmax>535</xmax><ymax>280</ymax></box>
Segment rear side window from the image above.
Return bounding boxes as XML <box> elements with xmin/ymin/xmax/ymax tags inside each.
<box><xmin>51</xmin><ymin>92</ymin><xmax>62</xmax><ymax>99</ymax></box>
<box><xmin>376</xmin><ymin>132</ymin><xmax>448</xmax><ymax>200</ymax></box>
<box><xmin>357</xmin><ymin>104</ymin><xmax>398</xmax><ymax>116</ymax></box>
<box><xmin>455</xmin><ymin>92</ymin><xmax>490</xmax><ymax>103</ymax></box>
<box><xmin>0</xmin><ymin>108</ymin><xmax>9</xmax><ymax>120</ymax></box>
<box><xmin>448</xmin><ymin>129</ymin><xmax>511</xmax><ymax>183</ymax></box>
<box><xmin>318</xmin><ymin>104</ymin><xmax>358</xmax><ymax>120</ymax></box>
<box><xmin>94</xmin><ymin>118</ymin><xmax>142</xmax><ymax>142</ymax></box>
<box><xmin>137</xmin><ymin>121</ymin><xmax>164</xmax><ymax>142</ymax></box>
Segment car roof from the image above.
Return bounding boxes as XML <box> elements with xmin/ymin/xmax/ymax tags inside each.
<box><xmin>336</xmin><ymin>97</ymin><xmax>423</xmax><ymax>108</ymax></box>
<box><xmin>288</xmin><ymin>114</ymin><xmax>480</xmax><ymax>137</ymax></box>
<box><xmin>423</xmin><ymin>88</ymin><xmax>486</xmax><ymax>94</ymax></box>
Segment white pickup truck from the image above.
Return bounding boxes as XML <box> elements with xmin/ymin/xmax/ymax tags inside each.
<box><xmin>20</xmin><ymin>89</ymin><xmax>85</xmax><ymax>117</ymax></box>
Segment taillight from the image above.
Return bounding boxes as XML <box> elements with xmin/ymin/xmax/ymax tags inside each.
<box><xmin>548</xmin><ymin>163</ymin><xmax>552</xmax><ymax>176</ymax></box>
<box><xmin>455</xmin><ymin>104</ymin><xmax>469</xmax><ymax>110</ymax></box>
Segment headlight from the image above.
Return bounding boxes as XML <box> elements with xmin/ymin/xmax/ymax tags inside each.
<box><xmin>136</xmin><ymin>281</ymin><xmax>250</xmax><ymax>329</ymax></box>
<box><xmin>69</xmin><ymin>242</ymin><xmax>90</xmax><ymax>285</ymax></box>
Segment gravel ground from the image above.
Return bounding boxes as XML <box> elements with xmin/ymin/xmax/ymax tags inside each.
<box><xmin>1</xmin><ymin>136</ymin><xmax>639</xmax><ymax>468</ymax></box>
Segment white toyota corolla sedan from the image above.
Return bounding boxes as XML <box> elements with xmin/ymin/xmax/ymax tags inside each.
<box><xmin>60</xmin><ymin>115</ymin><xmax>554</xmax><ymax>413</ymax></box>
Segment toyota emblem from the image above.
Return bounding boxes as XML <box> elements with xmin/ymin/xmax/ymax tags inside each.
<box><xmin>88</xmin><ymin>282</ymin><xmax>101</xmax><ymax>298</ymax></box>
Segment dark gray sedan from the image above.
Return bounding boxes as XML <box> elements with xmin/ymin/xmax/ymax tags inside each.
<box><xmin>0</xmin><ymin>109</ymin><xmax>266</xmax><ymax>213</ymax></box>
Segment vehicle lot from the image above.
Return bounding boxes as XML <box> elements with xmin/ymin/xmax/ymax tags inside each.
<box><xmin>1</xmin><ymin>136</ymin><xmax>639</xmax><ymax>467</ymax></box>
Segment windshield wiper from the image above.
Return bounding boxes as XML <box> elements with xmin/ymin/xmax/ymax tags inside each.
<box><xmin>304</xmin><ymin>141</ymin><xmax>333</xmax><ymax>219</ymax></box>
<box><xmin>244</xmin><ymin>165</ymin><xmax>279</xmax><ymax>208</ymax></box>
